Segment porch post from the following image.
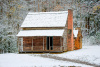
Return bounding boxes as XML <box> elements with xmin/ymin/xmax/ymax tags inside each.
<box><xmin>60</xmin><ymin>37</ymin><xmax>62</xmax><ymax>51</ymax></box>
<box><xmin>21</xmin><ymin>37</ymin><xmax>23</xmax><ymax>51</ymax></box>
<box><xmin>43</xmin><ymin>36</ymin><xmax>44</xmax><ymax>50</ymax></box>
<box><xmin>18</xmin><ymin>37</ymin><xmax>19</xmax><ymax>52</ymax></box>
<box><xmin>32</xmin><ymin>37</ymin><xmax>33</xmax><ymax>51</ymax></box>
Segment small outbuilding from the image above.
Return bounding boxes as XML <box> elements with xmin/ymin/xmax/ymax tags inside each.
<box><xmin>17</xmin><ymin>9</ymin><xmax>82</xmax><ymax>53</ymax></box>
<box><xmin>74</xmin><ymin>27</ymin><xmax>82</xmax><ymax>50</ymax></box>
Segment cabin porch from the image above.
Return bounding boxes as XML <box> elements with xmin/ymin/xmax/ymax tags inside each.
<box><xmin>18</xmin><ymin>36</ymin><xmax>64</xmax><ymax>53</ymax></box>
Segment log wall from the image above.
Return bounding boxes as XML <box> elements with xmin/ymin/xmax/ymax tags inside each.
<box><xmin>33</xmin><ymin>37</ymin><xmax>43</xmax><ymax>51</ymax></box>
<box><xmin>23</xmin><ymin>37</ymin><xmax>32</xmax><ymax>51</ymax></box>
<box><xmin>21</xmin><ymin>36</ymin><xmax>63</xmax><ymax>52</ymax></box>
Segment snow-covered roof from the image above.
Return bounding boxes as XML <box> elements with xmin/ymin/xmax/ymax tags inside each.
<box><xmin>21</xmin><ymin>11</ymin><xmax>68</xmax><ymax>27</ymax></box>
<box><xmin>73</xmin><ymin>30</ymin><xmax>78</xmax><ymax>37</ymax></box>
<box><xmin>17</xmin><ymin>29</ymin><xmax>64</xmax><ymax>37</ymax></box>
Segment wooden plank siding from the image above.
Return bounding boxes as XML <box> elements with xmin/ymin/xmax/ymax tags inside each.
<box><xmin>23</xmin><ymin>37</ymin><xmax>32</xmax><ymax>51</ymax></box>
<box><xmin>53</xmin><ymin>37</ymin><xmax>61</xmax><ymax>51</ymax></box>
<box><xmin>33</xmin><ymin>37</ymin><xmax>43</xmax><ymax>51</ymax></box>
<box><xmin>19</xmin><ymin>36</ymin><xmax>64</xmax><ymax>52</ymax></box>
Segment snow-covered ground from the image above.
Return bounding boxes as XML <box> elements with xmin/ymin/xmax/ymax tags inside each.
<box><xmin>0</xmin><ymin>45</ymin><xmax>100</xmax><ymax>67</ymax></box>
<box><xmin>52</xmin><ymin>45</ymin><xmax>100</xmax><ymax>65</ymax></box>
<box><xmin>32</xmin><ymin>45</ymin><xmax>100</xmax><ymax>66</ymax></box>
<box><xmin>0</xmin><ymin>53</ymin><xmax>90</xmax><ymax>67</ymax></box>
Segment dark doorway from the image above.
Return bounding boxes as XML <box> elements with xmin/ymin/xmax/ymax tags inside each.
<box><xmin>47</xmin><ymin>37</ymin><xmax>49</xmax><ymax>50</ymax></box>
<box><xmin>46</xmin><ymin>37</ymin><xmax>53</xmax><ymax>50</ymax></box>
<box><xmin>50</xmin><ymin>37</ymin><xmax>53</xmax><ymax>50</ymax></box>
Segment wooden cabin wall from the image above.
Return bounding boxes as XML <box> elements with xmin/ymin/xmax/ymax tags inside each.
<box><xmin>23</xmin><ymin>37</ymin><xmax>32</xmax><ymax>51</ymax></box>
<box><xmin>44</xmin><ymin>36</ymin><xmax>47</xmax><ymax>51</ymax></box>
<box><xmin>53</xmin><ymin>37</ymin><xmax>61</xmax><ymax>51</ymax></box>
<box><xmin>53</xmin><ymin>37</ymin><xmax>61</xmax><ymax>46</ymax></box>
<box><xmin>22</xmin><ymin>36</ymin><xmax>63</xmax><ymax>52</ymax></box>
<box><xmin>33</xmin><ymin>37</ymin><xmax>43</xmax><ymax>51</ymax></box>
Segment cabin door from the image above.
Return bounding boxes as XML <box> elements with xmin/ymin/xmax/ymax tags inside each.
<box><xmin>47</xmin><ymin>37</ymin><xmax>53</xmax><ymax>50</ymax></box>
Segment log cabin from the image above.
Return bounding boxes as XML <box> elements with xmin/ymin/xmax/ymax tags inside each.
<box><xmin>17</xmin><ymin>9</ymin><xmax>82</xmax><ymax>53</ymax></box>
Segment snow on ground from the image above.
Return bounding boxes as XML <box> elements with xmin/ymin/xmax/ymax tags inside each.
<box><xmin>32</xmin><ymin>45</ymin><xmax>100</xmax><ymax>66</ymax></box>
<box><xmin>0</xmin><ymin>53</ymin><xmax>91</xmax><ymax>67</ymax></box>
<box><xmin>0</xmin><ymin>45</ymin><xmax>100</xmax><ymax>67</ymax></box>
<box><xmin>49</xmin><ymin>45</ymin><xmax>100</xmax><ymax>66</ymax></box>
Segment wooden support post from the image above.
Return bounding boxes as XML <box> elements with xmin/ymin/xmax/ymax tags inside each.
<box><xmin>60</xmin><ymin>37</ymin><xmax>62</xmax><ymax>51</ymax></box>
<box><xmin>21</xmin><ymin>38</ymin><xmax>23</xmax><ymax>51</ymax></box>
<box><xmin>18</xmin><ymin>37</ymin><xmax>19</xmax><ymax>52</ymax></box>
<box><xmin>32</xmin><ymin>37</ymin><xmax>33</xmax><ymax>51</ymax></box>
<box><xmin>43</xmin><ymin>36</ymin><xmax>44</xmax><ymax>50</ymax></box>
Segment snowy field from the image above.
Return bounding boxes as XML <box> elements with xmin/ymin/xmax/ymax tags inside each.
<box><xmin>0</xmin><ymin>54</ymin><xmax>90</xmax><ymax>67</ymax></box>
<box><xmin>0</xmin><ymin>45</ymin><xmax>100</xmax><ymax>67</ymax></box>
<box><xmin>52</xmin><ymin>45</ymin><xmax>100</xmax><ymax>65</ymax></box>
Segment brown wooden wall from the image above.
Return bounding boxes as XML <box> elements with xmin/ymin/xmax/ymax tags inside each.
<box><xmin>33</xmin><ymin>37</ymin><xmax>43</xmax><ymax>51</ymax></box>
<box><xmin>53</xmin><ymin>37</ymin><xmax>61</xmax><ymax>46</ymax></box>
<box><xmin>74</xmin><ymin>27</ymin><xmax>82</xmax><ymax>50</ymax></box>
<box><xmin>23</xmin><ymin>37</ymin><xmax>32</xmax><ymax>51</ymax></box>
<box><xmin>21</xmin><ymin>36</ymin><xmax>63</xmax><ymax>52</ymax></box>
<box><xmin>44</xmin><ymin>36</ymin><xmax>46</xmax><ymax>51</ymax></box>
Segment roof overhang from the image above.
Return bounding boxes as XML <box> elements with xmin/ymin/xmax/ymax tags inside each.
<box><xmin>16</xmin><ymin>29</ymin><xmax>64</xmax><ymax>37</ymax></box>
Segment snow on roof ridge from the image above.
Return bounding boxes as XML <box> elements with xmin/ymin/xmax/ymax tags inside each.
<box><xmin>28</xmin><ymin>11</ymin><xmax>68</xmax><ymax>15</ymax></box>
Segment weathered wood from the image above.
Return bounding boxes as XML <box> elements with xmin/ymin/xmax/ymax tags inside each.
<box><xmin>60</xmin><ymin>38</ymin><xmax>62</xmax><ymax>50</ymax></box>
<box><xmin>23</xmin><ymin>37</ymin><xmax>32</xmax><ymax>51</ymax></box>
<box><xmin>20</xmin><ymin>36</ymin><xmax>63</xmax><ymax>52</ymax></box>
<box><xmin>32</xmin><ymin>37</ymin><xmax>33</xmax><ymax>50</ymax></box>
<box><xmin>18</xmin><ymin>37</ymin><xmax>19</xmax><ymax>52</ymax></box>
<box><xmin>43</xmin><ymin>36</ymin><xmax>44</xmax><ymax>50</ymax></box>
<box><xmin>22</xmin><ymin>27</ymin><xmax>64</xmax><ymax>30</ymax></box>
<box><xmin>21</xmin><ymin>38</ymin><xmax>23</xmax><ymax>51</ymax></box>
<box><xmin>74</xmin><ymin>27</ymin><xmax>82</xmax><ymax>50</ymax></box>
<box><xmin>53</xmin><ymin>37</ymin><xmax>61</xmax><ymax>46</ymax></box>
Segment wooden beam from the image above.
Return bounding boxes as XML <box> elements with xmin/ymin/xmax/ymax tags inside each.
<box><xmin>20</xmin><ymin>37</ymin><xmax>23</xmax><ymax>51</ymax></box>
<box><xmin>32</xmin><ymin>37</ymin><xmax>33</xmax><ymax>51</ymax></box>
<box><xmin>18</xmin><ymin>37</ymin><xmax>19</xmax><ymax>52</ymax></box>
<box><xmin>43</xmin><ymin>36</ymin><xmax>44</xmax><ymax>50</ymax></box>
<box><xmin>23</xmin><ymin>27</ymin><xmax>64</xmax><ymax>30</ymax></box>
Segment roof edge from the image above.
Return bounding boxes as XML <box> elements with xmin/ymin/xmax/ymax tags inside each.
<box><xmin>28</xmin><ymin>11</ymin><xmax>68</xmax><ymax>15</ymax></box>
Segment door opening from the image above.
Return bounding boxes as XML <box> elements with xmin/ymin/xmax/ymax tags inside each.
<box><xmin>46</xmin><ymin>37</ymin><xmax>53</xmax><ymax>50</ymax></box>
